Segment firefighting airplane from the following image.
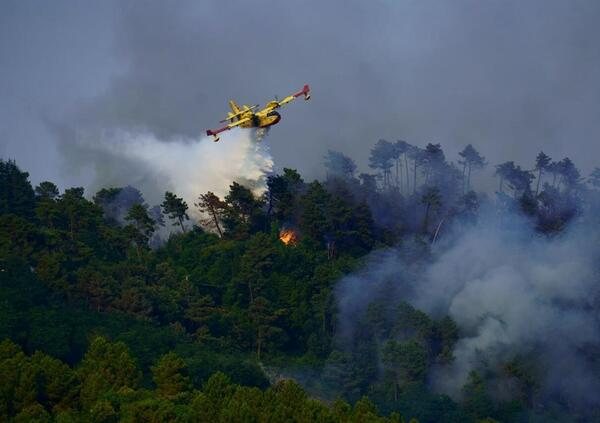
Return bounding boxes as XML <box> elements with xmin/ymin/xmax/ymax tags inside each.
<box><xmin>206</xmin><ymin>84</ymin><xmax>311</xmax><ymax>141</ymax></box>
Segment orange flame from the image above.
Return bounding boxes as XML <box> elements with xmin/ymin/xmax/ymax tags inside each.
<box><xmin>279</xmin><ymin>228</ymin><xmax>298</xmax><ymax>246</ymax></box>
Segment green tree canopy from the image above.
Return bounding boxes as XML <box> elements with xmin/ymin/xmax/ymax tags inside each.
<box><xmin>152</xmin><ymin>352</ymin><xmax>192</xmax><ymax>399</ymax></box>
<box><xmin>161</xmin><ymin>191</ymin><xmax>189</xmax><ymax>233</ymax></box>
<box><xmin>0</xmin><ymin>159</ymin><xmax>35</xmax><ymax>218</ymax></box>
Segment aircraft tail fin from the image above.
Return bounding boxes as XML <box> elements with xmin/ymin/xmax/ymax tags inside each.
<box><xmin>228</xmin><ymin>100</ymin><xmax>241</xmax><ymax>115</ymax></box>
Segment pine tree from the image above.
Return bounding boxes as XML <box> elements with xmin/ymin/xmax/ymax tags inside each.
<box><xmin>30</xmin><ymin>351</ymin><xmax>79</xmax><ymax>412</ymax></box>
<box><xmin>458</xmin><ymin>144</ymin><xmax>486</xmax><ymax>193</ymax></box>
<box><xmin>589</xmin><ymin>167</ymin><xmax>600</xmax><ymax>189</ymax></box>
<box><xmin>34</xmin><ymin>181</ymin><xmax>59</xmax><ymax>199</ymax></box>
<box><xmin>235</xmin><ymin>232</ymin><xmax>277</xmax><ymax>304</ymax></box>
<box><xmin>265</xmin><ymin>168</ymin><xmax>304</xmax><ymax>221</ymax></box>
<box><xmin>77</xmin><ymin>337</ymin><xmax>141</xmax><ymax>408</ymax></box>
<box><xmin>393</xmin><ymin>140</ymin><xmax>410</xmax><ymax>192</ymax></box>
<box><xmin>222</xmin><ymin>182</ymin><xmax>266</xmax><ymax>239</ymax></box>
<box><xmin>462</xmin><ymin>371</ymin><xmax>495</xmax><ymax>421</ymax></box>
<box><xmin>382</xmin><ymin>340</ymin><xmax>428</xmax><ymax>400</ymax></box>
<box><xmin>324</xmin><ymin>150</ymin><xmax>357</xmax><ymax>180</ymax></box>
<box><xmin>124</xmin><ymin>203</ymin><xmax>156</xmax><ymax>257</ymax></box>
<box><xmin>152</xmin><ymin>352</ymin><xmax>192</xmax><ymax>399</ymax></box>
<box><xmin>34</xmin><ymin>189</ymin><xmax>60</xmax><ymax>228</ymax></box>
<box><xmin>196</xmin><ymin>191</ymin><xmax>226</xmax><ymax>237</ymax></box>
<box><xmin>0</xmin><ymin>159</ymin><xmax>35</xmax><ymax>218</ymax></box>
<box><xmin>396</xmin><ymin>140</ymin><xmax>412</xmax><ymax>194</ymax></box>
<box><xmin>534</xmin><ymin>151</ymin><xmax>551</xmax><ymax>195</ymax></box>
<box><xmin>557</xmin><ymin>157</ymin><xmax>581</xmax><ymax>191</ymax></box>
<box><xmin>494</xmin><ymin>162</ymin><xmax>515</xmax><ymax>193</ymax></box>
<box><xmin>299</xmin><ymin>181</ymin><xmax>333</xmax><ymax>243</ymax></box>
<box><xmin>408</xmin><ymin>145</ymin><xmax>425</xmax><ymax>194</ymax></box>
<box><xmin>248</xmin><ymin>296</ymin><xmax>284</xmax><ymax>359</ymax></box>
<box><xmin>421</xmin><ymin>143</ymin><xmax>446</xmax><ymax>186</ymax></box>
<box><xmin>420</xmin><ymin>187</ymin><xmax>442</xmax><ymax>233</ymax></box>
<box><xmin>161</xmin><ymin>191</ymin><xmax>189</xmax><ymax>233</ymax></box>
<box><xmin>369</xmin><ymin>139</ymin><xmax>395</xmax><ymax>190</ymax></box>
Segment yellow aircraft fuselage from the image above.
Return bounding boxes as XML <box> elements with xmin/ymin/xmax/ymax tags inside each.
<box><xmin>207</xmin><ymin>85</ymin><xmax>310</xmax><ymax>141</ymax></box>
<box><xmin>229</xmin><ymin>100</ymin><xmax>281</xmax><ymax>129</ymax></box>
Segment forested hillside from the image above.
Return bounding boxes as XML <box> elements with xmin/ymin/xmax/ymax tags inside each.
<box><xmin>1</xmin><ymin>139</ymin><xmax>599</xmax><ymax>422</ymax></box>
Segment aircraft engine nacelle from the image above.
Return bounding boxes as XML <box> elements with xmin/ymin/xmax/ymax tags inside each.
<box><xmin>302</xmin><ymin>84</ymin><xmax>311</xmax><ymax>100</ymax></box>
<box><xmin>259</xmin><ymin>111</ymin><xmax>281</xmax><ymax>128</ymax></box>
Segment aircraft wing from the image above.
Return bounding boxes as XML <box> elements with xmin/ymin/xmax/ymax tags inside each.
<box><xmin>206</xmin><ymin>117</ymin><xmax>252</xmax><ymax>142</ymax></box>
<box><xmin>219</xmin><ymin>104</ymin><xmax>259</xmax><ymax>123</ymax></box>
<box><xmin>263</xmin><ymin>84</ymin><xmax>311</xmax><ymax>112</ymax></box>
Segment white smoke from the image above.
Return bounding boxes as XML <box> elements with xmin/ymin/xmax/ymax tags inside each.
<box><xmin>334</xmin><ymin>206</ymin><xmax>600</xmax><ymax>407</ymax></box>
<box><xmin>420</xmin><ymin>213</ymin><xmax>600</xmax><ymax>405</ymax></box>
<box><xmin>68</xmin><ymin>127</ymin><xmax>273</xmax><ymax>217</ymax></box>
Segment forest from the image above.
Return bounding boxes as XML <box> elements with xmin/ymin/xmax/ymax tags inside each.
<box><xmin>1</xmin><ymin>138</ymin><xmax>600</xmax><ymax>422</ymax></box>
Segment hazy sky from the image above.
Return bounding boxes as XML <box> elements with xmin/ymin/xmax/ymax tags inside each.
<box><xmin>2</xmin><ymin>0</ymin><xmax>600</xmax><ymax>190</ymax></box>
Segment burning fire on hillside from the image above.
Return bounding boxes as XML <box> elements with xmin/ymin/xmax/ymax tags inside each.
<box><xmin>279</xmin><ymin>227</ymin><xmax>299</xmax><ymax>246</ymax></box>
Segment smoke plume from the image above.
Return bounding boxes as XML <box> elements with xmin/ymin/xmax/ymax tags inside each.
<box><xmin>334</xmin><ymin>204</ymin><xmax>600</xmax><ymax>407</ymax></box>
<box><xmin>61</xmin><ymin>128</ymin><xmax>273</xmax><ymax>216</ymax></box>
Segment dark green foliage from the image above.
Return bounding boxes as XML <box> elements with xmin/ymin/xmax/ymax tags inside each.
<box><xmin>383</xmin><ymin>341</ymin><xmax>428</xmax><ymax>390</ymax></box>
<box><xmin>265</xmin><ymin>168</ymin><xmax>304</xmax><ymax>221</ymax></box>
<box><xmin>458</xmin><ymin>144</ymin><xmax>486</xmax><ymax>193</ymax></box>
<box><xmin>433</xmin><ymin>316</ymin><xmax>459</xmax><ymax>363</ymax></box>
<box><xmin>299</xmin><ymin>181</ymin><xmax>333</xmax><ymax>241</ymax></box>
<box><xmin>395</xmin><ymin>382</ymin><xmax>466</xmax><ymax>423</ymax></box>
<box><xmin>34</xmin><ymin>181</ymin><xmax>60</xmax><ymax>199</ymax></box>
<box><xmin>0</xmin><ymin>159</ymin><xmax>35</xmax><ymax>218</ymax></box>
<box><xmin>0</xmin><ymin>343</ymin><xmax>407</xmax><ymax>422</ymax></box>
<box><xmin>93</xmin><ymin>186</ymin><xmax>124</xmax><ymax>223</ymax></box>
<box><xmin>152</xmin><ymin>352</ymin><xmax>192</xmax><ymax>398</ymax></box>
<box><xmin>462</xmin><ymin>371</ymin><xmax>495</xmax><ymax>421</ymax></box>
<box><xmin>77</xmin><ymin>337</ymin><xmax>142</xmax><ymax>408</ymax></box>
<box><xmin>324</xmin><ymin>299</ymin><xmax>461</xmax><ymax>421</ymax></box>
<box><xmin>421</xmin><ymin>143</ymin><xmax>446</xmax><ymax>186</ymax></box>
<box><xmin>223</xmin><ymin>181</ymin><xmax>267</xmax><ymax>238</ymax></box>
<box><xmin>299</xmin><ymin>181</ymin><xmax>376</xmax><ymax>255</ymax></box>
<box><xmin>248</xmin><ymin>296</ymin><xmax>286</xmax><ymax>359</ymax></box>
<box><xmin>534</xmin><ymin>151</ymin><xmax>552</xmax><ymax>195</ymax></box>
<box><xmin>589</xmin><ymin>167</ymin><xmax>600</xmax><ymax>189</ymax></box>
<box><xmin>494</xmin><ymin>161</ymin><xmax>534</xmax><ymax>198</ymax></box>
<box><xmin>0</xmin><ymin>150</ymin><xmax>593</xmax><ymax>422</ymax></box>
<box><xmin>325</xmin><ymin>150</ymin><xmax>357</xmax><ymax>179</ymax></box>
<box><xmin>161</xmin><ymin>191</ymin><xmax>189</xmax><ymax>233</ymax></box>
<box><xmin>195</xmin><ymin>191</ymin><xmax>226</xmax><ymax>236</ymax></box>
<box><xmin>557</xmin><ymin>157</ymin><xmax>581</xmax><ymax>190</ymax></box>
<box><xmin>0</xmin><ymin>339</ymin><xmax>78</xmax><ymax>419</ymax></box>
<box><xmin>125</xmin><ymin>203</ymin><xmax>156</xmax><ymax>256</ymax></box>
<box><xmin>0</xmin><ymin>214</ymin><xmax>38</xmax><ymax>259</ymax></box>
<box><xmin>93</xmin><ymin>185</ymin><xmax>146</xmax><ymax>225</ymax></box>
<box><xmin>420</xmin><ymin>187</ymin><xmax>442</xmax><ymax>234</ymax></box>
<box><xmin>369</xmin><ymin>139</ymin><xmax>396</xmax><ymax>189</ymax></box>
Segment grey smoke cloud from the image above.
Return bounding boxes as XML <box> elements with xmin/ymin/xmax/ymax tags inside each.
<box><xmin>2</xmin><ymin>1</ymin><xmax>600</xmax><ymax>192</ymax></box>
<box><xmin>60</xmin><ymin>127</ymin><xmax>273</xmax><ymax>208</ymax></box>
<box><xmin>334</xmin><ymin>206</ymin><xmax>600</xmax><ymax>406</ymax></box>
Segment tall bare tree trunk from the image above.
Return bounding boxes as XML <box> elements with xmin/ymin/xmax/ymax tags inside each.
<box><xmin>423</xmin><ymin>203</ymin><xmax>431</xmax><ymax>233</ymax></box>
<box><xmin>248</xmin><ymin>280</ymin><xmax>254</xmax><ymax>304</ymax></box>
<box><xmin>413</xmin><ymin>161</ymin><xmax>418</xmax><ymax>195</ymax></box>
<box><xmin>467</xmin><ymin>163</ymin><xmax>472</xmax><ymax>192</ymax></box>
<box><xmin>536</xmin><ymin>168</ymin><xmax>542</xmax><ymax>195</ymax></box>
<box><xmin>404</xmin><ymin>154</ymin><xmax>410</xmax><ymax>194</ymax></box>
<box><xmin>462</xmin><ymin>162</ymin><xmax>467</xmax><ymax>194</ymax></box>
<box><xmin>398</xmin><ymin>162</ymin><xmax>403</xmax><ymax>192</ymax></box>
<box><xmin>256</xmin><ymin>328</ymin><xmax>262</xmax><ymax>360</ymax></box>
<box><xmin>209</xmin><ymin>208</ymin><xmax>223</xmax><ymax>237</ymax></box>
